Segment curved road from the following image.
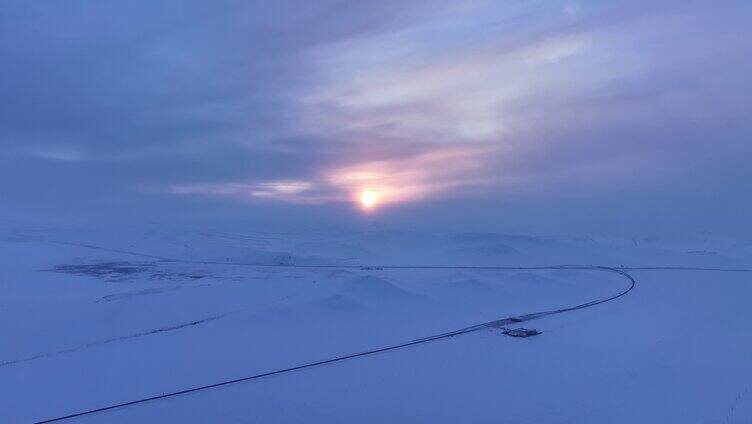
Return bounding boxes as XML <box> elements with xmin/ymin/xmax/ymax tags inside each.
<box><xmin>28</xmin><ymin>239</ymin><xmax>752</xmax><ymax>423</ymax></box>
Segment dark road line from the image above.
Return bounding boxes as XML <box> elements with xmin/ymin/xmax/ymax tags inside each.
<box><xmin>32</xmin><ymin>264</ymin><xmax>635</xmax><ymax>424</ymax></box>
<box><xmin>30</xmin><ymin>238</ymin><xmax>750</xmax><ymax>423</ymax></box>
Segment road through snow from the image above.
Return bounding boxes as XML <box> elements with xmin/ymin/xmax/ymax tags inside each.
<box><xmin>18</xmin><ymin>239</ymin><xmax>752</xmax><ymax>423</ymax></box>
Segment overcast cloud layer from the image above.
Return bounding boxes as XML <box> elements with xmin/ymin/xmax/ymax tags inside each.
<box><xmin>1</xmin><ymin>1</ymin><xmax>751</xmax><ymax>235</ymax></box>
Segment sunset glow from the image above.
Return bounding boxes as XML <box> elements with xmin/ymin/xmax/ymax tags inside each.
<box><xmin>359</xmin><ymin>190</ymin><xmax>380</xmax><ymax>209</ymax></box>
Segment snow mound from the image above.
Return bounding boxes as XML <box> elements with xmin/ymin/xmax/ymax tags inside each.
<box><xmin>336</xmin><ymin>276</ymin><xmax>428</xmax><ymax>310</ymax></box>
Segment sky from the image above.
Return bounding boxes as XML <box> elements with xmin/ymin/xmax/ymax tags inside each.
<box><xmin>1</xmin><ymin>1</ymin><xmax>751</xmax><ymax>236</ymax></box>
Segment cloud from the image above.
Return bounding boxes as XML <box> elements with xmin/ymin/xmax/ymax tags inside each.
<box><xmin>171</xmin><ymin>180</ymin><xmax>314</xmax><ymax>201</ymax></box>
<box><xmin>169</xmin><ymin>145</ymin><xmax>493</xmax><ymax>207</ymax></box>
<box><xmin>299</xmin><ymin>30</ymin><xmax>597</xmax><ymax>144</ymax></box>
<box><xmin>150</xmin><ymin>0</ymin><xmax>752</xmax><ymax>216</ymax></box>
<box><xmin>324</xmin><ymin>146</ymin><xmax>494</xmax><ymax>205</ymax></box>
<box><xmin>2</xmin><ymin>0</ymin><xmax>751</xmax><ymax>234</ymax></box>
<box><xmin>24</xmin><ymin>146</ymin><xmax>89</xmax><ymax>162</ymax></box>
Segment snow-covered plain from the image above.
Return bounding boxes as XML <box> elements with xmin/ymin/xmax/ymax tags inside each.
<box><xmin>2</xmin><ymin>224</ymin><xmax>752</xmax><ymax>423</ymax></box>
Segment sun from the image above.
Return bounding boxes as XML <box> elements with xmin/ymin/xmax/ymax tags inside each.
<box><xmin>359</xmin><ymin>190</ymin><xmax>380</xmax><ymax>209</ymax></box>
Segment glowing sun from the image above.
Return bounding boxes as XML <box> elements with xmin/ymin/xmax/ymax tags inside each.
<box><xmin>359</xmin><ymin>190</ymin><xmax>381</xmax><ymax>209</ymax></box>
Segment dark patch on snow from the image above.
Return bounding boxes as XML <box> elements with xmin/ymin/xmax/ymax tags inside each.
<box><xmin>501</xmin><ymin>327</ymin><xmax>541</xmax><ymax>337</ymax></box>
<box><xmin>687</xmin><ymin>250</ymin><xmax>718</xmax><ymax>255</ymax></box>
<box><xmin>272</xmin><ymin>253</ymin><xmax>295</xmax><ymax>266</ymax></box>
<box><xmin>47</xmin><ymin>261</ymin><xmax>207</xmax><ymax>282</ymax></box>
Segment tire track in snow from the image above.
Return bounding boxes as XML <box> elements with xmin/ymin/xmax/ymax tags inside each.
<box><xmin>0</xmin><ymin>314</ymin><xmax>227</xmax><ymax>368</ymax></box>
